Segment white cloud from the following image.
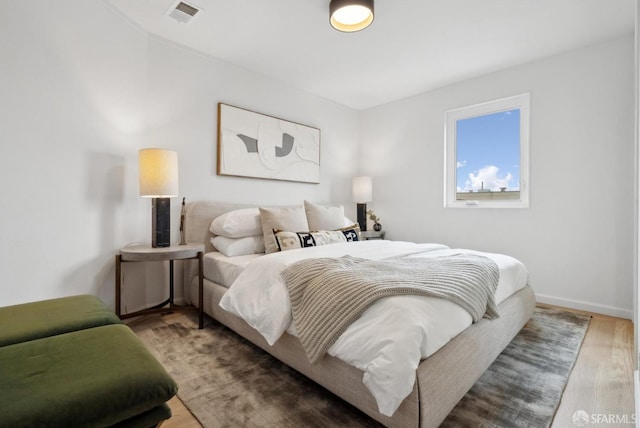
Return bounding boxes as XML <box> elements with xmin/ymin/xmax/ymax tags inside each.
<box><xmin>463</xmin><ymin>165</ymin><xmax>514</xmax><ymax>192</ymax></box>
<box><xmin>457</xmin><ymin>160</ymin><xmax>466</xmax><ymax>168</ymax></box>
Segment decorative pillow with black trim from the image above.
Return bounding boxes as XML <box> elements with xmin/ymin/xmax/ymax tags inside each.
<box><xmin>274</xmin><ymin>224</ymin><xmax>361</xmax><ymax>252</ymax></box>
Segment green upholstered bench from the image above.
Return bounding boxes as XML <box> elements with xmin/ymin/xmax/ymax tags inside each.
<box><xmin>0</xmin><ymin>294</ymin><xmax>121</xmax><ymax>347</ymax></box>
<box><xmin>0</xmin><ymin>324</ymin><xmax>178</xmax><ymax>428</ymax></box>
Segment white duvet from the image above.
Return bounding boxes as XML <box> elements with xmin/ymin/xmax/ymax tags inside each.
<box><xmin>219</xmin><ymin>240</ymin><xmax>528</xmax><ymax>416</ymax></box>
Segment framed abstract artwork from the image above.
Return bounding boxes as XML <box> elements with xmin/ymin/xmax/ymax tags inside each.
<box><xmin>217</xmin><ymin>103</ymin><xmax>321</xmax><ymax>183</ymax></box>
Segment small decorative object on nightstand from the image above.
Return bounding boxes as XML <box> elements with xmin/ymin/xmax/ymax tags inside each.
<box><xmin>361</xmin><ymin>230</ymin><xmax>385</xmax><ymax>240</ymax></box>
<box><xmin>179</xmin><ymin>197</ymin><xmax>187</xmax><ymax>245</ymax></box>
<box><xmin>115</xmin><ymin>243</ymin><xmax>204</xmax><ymax>329</ymax></box>
<box><xmin>367</xmin><ymin>209</ymin><xmax>382</xmax><ymax>231</ymax></box>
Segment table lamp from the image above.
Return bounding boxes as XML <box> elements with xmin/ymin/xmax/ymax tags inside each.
<box><xmin>352</xmin><ymin>176</ymin><xmax>372</xmax><ymax>231</ymax></box>
<box><xmin>139</xmin><ymin>149</ymin><xmax>179</xmax><ymax>247</ymax></box>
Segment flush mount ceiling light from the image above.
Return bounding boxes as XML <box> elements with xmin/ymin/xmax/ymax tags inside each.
<box><xmin>330</xmin><ymin>0</ymin><xmax>374</xmax><ymax>32</ymax></box>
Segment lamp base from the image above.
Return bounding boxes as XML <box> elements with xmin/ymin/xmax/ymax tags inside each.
<box><xmin>152</xmin><ymin>198</ymin><xmax>171</xmax><ymax>248</ymax></box>
<box><xmin>357</xmin><ymin>203</ymin><xmax>367</xmax><ymax>232</ymax></box>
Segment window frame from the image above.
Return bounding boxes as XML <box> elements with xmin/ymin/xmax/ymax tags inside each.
<box><xmin>444</xmin><ymin>93</ymin><xmax>530</xmax><ymax>209</ymax></box>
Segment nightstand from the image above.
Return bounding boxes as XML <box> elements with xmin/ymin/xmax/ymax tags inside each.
<box><xmin>115</xmin><ymin>243</ymin><xmax>204</xmax><ymax>329</ymax></box>
<box><xmin>361</xmin><ymin>230</ymin><xmax>386</xmax><ymax>240</ymax></box>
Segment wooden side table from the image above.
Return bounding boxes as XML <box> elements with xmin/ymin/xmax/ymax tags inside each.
<box><xmin>115</xmin><ymin>243</ymin><xmax>204</xmax><ymax>329</ymax></box>
<box><xmin>361</xmin><ymin>230</ymin><xmax>386</xmax><ymax>240</ymax></box>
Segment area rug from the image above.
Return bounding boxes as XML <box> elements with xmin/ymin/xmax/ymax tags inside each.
<box><xmin>134</xmin><ymin>306</ymin><xmax>590</xmax><ymax>428</ymax></box>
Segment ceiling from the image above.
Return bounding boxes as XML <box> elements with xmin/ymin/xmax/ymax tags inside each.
<box><xmin>108</xmin><ymin>0</ymin><xmax>635</xmax><ymax>110</ymax></box>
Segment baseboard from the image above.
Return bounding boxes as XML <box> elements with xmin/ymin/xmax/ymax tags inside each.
<box><xmin>535</xmin><ymin>293</ymin><xmax>633</xmax><ymax>320</ymax></box>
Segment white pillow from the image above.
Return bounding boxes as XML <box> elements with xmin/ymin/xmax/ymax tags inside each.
<box><xmin>343</xmin><ymin>216</ymin><xmax>356</xmax><ymax>227</ymax></box>
<box><xmin>211</xmin><ymin>235</ymin><xmax>265</xmax><ymax>257</ymax></box>
<box><xmin>259</xmin><ymin>205</ymin><xmax>310</xmax><ymax>254</ymax></box>
<box><xmin>210</xmin><ymin>208</ymin><xmax>262</xmax><ymax>238</ymax></box>
<box><xmin>304</xmin><ymin>200</ymin><xmax>345</xmax><ymax>231</ymax></box>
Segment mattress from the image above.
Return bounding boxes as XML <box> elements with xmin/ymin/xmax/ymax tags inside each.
<box><xmin>203</xmin><ymin>252</ymin><xmax>263</xmax><ymax>288</ymax></box>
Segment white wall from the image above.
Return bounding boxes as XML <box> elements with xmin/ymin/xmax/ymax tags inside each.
<box><xmin>0</xmin><ymin>0</ymin><xmax>359</xmax><ymax>310</ymax></box>
<box><xmin>360</xmin><ymin>35</ymin><xmax>635</xmax><ymax>318</ymax></box>
<box><xmin>1</xmin><ymin>1</ymin><xmax>633</xmax><ymax>319</ymax></box>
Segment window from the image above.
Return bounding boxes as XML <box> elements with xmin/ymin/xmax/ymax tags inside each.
<box><xmin>444</xmin><ymin>93</ymin><xmax>530</xmax><ymax>208</ymax></box>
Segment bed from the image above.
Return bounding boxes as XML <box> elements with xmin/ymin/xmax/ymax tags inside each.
<box><xmin>182</xmin><ymin>201</ymin><xmax>535</xmax><ymax>428</ymax></box>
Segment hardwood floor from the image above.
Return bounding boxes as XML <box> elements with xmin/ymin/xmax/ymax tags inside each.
<box><xmin>156</xmin><ymin>305</ymin><xmax>635</xmax><ymax>428</ymax></box>
<box><xmin>547</xmin><ymin>305</ymin><xmax>635</xmax><ymax>427</ymax></box>
<box><xmin>162</xmin><ymin>396</ymin><xmax>202</xmax><ymax>428</ymax></box>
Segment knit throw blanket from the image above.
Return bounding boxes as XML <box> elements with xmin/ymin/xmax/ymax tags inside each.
<box><xmin>283</xmin><ymin>254</ymin><xmax>500</xmax><ymax>363</ymax></box>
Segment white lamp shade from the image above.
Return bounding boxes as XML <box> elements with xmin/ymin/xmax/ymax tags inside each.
<box><xmin>352</xmin><ymin>176</ymin><xmax>372</xmax><ymax>203</ymax></box>
<box><xmin>139</xmin><ymin>149</ymin><xmax>179</xmax><ymax>197</ymax></box>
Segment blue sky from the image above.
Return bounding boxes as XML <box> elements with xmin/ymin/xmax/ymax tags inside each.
<box><xmin>456</xmin><ymin>109</ymin><xmax>520</xmax><ymax>192</ymax></box>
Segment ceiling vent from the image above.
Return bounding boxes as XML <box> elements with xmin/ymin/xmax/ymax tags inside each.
<box><xmin>167</xmin><ymin>1</ymin><xmax>201</xmax><ymax>24</ymax></box>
